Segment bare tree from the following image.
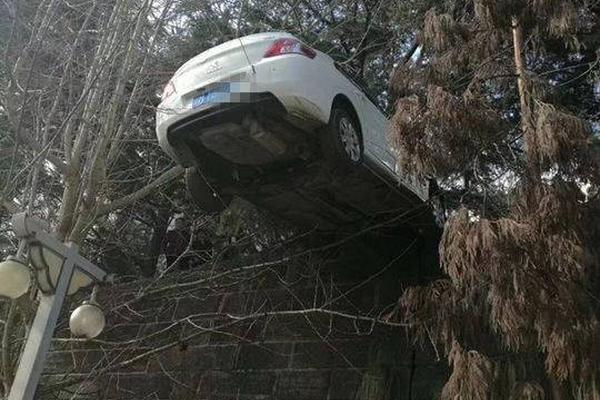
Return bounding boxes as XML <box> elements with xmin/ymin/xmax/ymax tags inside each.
<box><xmin>1</xmin><ymin>0</ymin><xmax>183</xmax><ymax>245</ymax></box>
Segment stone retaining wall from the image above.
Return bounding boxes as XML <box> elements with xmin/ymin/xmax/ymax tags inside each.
<box><xmin>40</xmin><ymin>236</ymin><xmax>446</xmax><ymax>399</ymax></box>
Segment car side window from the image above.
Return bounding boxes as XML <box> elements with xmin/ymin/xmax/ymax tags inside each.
<box><xmin>334</xmin><ymin>62</ymin><xmax>388</xmax><ymax>116</ymax></box>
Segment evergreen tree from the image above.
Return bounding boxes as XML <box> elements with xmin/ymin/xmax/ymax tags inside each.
<box><xmin>391</xmin><ymin>1</ymin><xmax>600</xmax><ymax>398</ymax></box>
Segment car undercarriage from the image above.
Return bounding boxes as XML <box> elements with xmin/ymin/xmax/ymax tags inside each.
<box><xmin>165</xmin><ymin>93</ymin><xmax>438</xmax><ymax>238</ymax></box>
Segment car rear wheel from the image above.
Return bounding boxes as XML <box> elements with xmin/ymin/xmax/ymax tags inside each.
<box><xmin>322</xmin><ymin>107</ymin><xmax>363</xmax><ymax>168</ymax></box>
<box><xmin>185</xmin><ymin>167</ymin><xmax>231</xmax><ymax>213</ymax></box>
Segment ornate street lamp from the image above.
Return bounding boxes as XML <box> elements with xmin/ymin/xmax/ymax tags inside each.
<box><xmin>0</xmin><ymin>213</ymin><xmax>111</xmax><ymax>400</ymax></box>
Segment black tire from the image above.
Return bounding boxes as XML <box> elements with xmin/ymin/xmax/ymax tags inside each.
<box><xmin>185</xmin><ymin>167</ymin><xmax>231</xmax><ymax>213</ymax></box>
<box><xmin>321</xmin><ymin>106</ymin><xmax>363</xmax><ymax>168</ymax></box>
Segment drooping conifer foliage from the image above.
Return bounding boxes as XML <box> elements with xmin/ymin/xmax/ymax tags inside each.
<box><xmin>391</xmin><ymin>1</ymin><xmax>600</xmax><ymax>398</ymax></box>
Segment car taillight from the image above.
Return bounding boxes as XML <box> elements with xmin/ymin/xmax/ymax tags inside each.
<box><xmin>264</xmin><ymin>38</ymin><xmax>316</xmax><ymax>59</ymax></box>
<box><xmin>161</xmin><ymin>81</ymin><xmax>176</xmax><ymax>101</ymax></box>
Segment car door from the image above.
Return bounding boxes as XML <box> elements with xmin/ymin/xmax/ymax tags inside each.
<box><xmin>352</xmin><ymin>89</ymin><xmax>396</xmax><ymax>173</ymax></box>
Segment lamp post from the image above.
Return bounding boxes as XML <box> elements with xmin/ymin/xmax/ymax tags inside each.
<box><xmin>0</xmin><ymin>213</ymin><xmax>110</xmax><ymax>400</ymax></box>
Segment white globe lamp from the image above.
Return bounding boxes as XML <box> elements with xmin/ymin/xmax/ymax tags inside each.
<box><xmin>0</xmin><ymin>256</ymin><xmax>31</xmax><ymax>299</ymax></box>
<box><xmin>69</xmin><ymin>301</ymin><xmax>106</xmax><ymax>339</ymax></box>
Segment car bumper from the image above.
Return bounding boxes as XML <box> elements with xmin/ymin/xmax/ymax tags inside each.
<box><xmin>158</xmin><ymin>92</ymin><xmax>289</xmax><ymax>167</ymax></box>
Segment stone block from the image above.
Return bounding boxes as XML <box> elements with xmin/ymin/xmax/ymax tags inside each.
<box><xmin>184</xmin><ymin>344</ymin><xmax>237</xmax><ymax>370</ymax></box>
<box><xmin>105</xmin><ymin>373</ymin><xmax>172</xmax><ymax>399</ymax></box>
<box><xmin>328</xmin><ymin>369</ymin><xmax>363</xmax><ymax>400</ymax></box>
<box><xmin>39</xmin><ymin>373</ymin><xmax>109</xmax><ymax>399</ymax></box>
<box><xmin>274</xmin><ymin>370</ymin><xmax>330</xmax><ymax>400</ymax></box>
<box><xmin>172</xmin><ymin>294</ymin><xmax>220</xmax><ymax>319</ymax></box>
<box><xmin>235</xmin><ymin>342</ymin><xmax>292</xmax><ymax>370</ymax></box>
<box><xmin>291</xmin><ymin>339</ymin><xmax>370</xmax><ymax>369</ymax></box>
<box><xmin>233</xmin><ymin>370</ymin><xmax>277</xmax><ymax>395</ymax></box>
<box><xmin>195</xmin><ymin>370</ymin><xmax>236</xmax><ymax>397</ymax></box>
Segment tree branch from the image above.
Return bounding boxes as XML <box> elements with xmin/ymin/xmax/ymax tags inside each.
<box><xmin>96</xmin><ymin>165</ymin><xmax>184</xmax><ymax>215</ymax></box>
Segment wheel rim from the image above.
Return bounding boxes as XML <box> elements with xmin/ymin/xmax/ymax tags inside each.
<box><xmin>338</xmin><ymin>117</ymin><xmax>361</xmax><ymax>162</ymax></box>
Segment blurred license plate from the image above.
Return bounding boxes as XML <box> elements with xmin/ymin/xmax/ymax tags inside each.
<box><xmin>192</xmin><ymin>83</ymin><xmax>230</xmax><ymax>109</ymax></box>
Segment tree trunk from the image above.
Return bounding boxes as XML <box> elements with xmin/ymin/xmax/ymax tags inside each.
<box><xmin>141</xmin><ymin>209</ymin><xmax>170</xmax><ymax>277</ymax></box>
<box><xmin>511</xmin><ymin>16</ymin><xmax>541</xmax><ymax>182</ymax></box>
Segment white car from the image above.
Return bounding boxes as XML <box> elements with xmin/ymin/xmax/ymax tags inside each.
<box><xmin>156</xmin><ymin>32</ymin><xmax>430</xmax><ymax>229</ymax></box>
